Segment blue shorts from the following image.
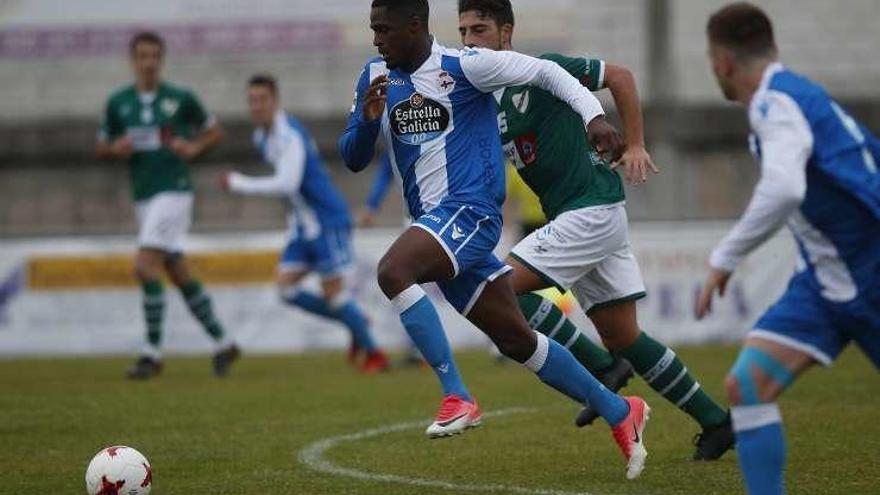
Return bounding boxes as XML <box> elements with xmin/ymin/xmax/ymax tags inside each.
<box><xmin>751</xmin><ymin>272</ymin><xmax>880</xmax><ymax>368</ymax></box>
<box><xmin>279</xmin><ymin>226</ymin><xmax>353</xmax><ymax>277</ymax></box>
<box><xmin>413</xmin><ymin>200</ymin><xmax>511</xmax><ymax>315</ymax></box>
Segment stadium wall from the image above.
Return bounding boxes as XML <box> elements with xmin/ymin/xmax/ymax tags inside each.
<box><xmin>0</xmin><ymin>225</ymin><xmax>794</xmax><ymax>357</ymax></box>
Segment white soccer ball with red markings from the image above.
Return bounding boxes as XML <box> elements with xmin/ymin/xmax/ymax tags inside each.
<box><xmin>85</xmin><ymin>446</ymin><xmax>152</xmax><ymax>495</ymax></box>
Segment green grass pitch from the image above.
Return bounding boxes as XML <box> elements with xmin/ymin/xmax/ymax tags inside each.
<box><xmin>1</xmin><ymin>345</ymin><xmax>877</xmax><ymax>494</ymax></box>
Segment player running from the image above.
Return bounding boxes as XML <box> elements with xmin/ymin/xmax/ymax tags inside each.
<box><xmin>340</xmin><ymin>0</ymin><xmax>650</xmax><ymax>479</ymax></box>
<box><xmin>696</xmin><ymin>3</ymin><xmax>880</xmax><ymax>494</ymax></box>
<box><xmin>457</xmin><ymin>0</ymin><xmax>734</xmax><ymax>460</ymax></box>
<box><xmin>220</xmin><ymin>74</ymin><xmax>389</xmax><ymax>373</ymax></box>
<box><xmin>96</xmin><ymin>31</ymin><xmax>239</xmax><ymax>380</ymax></box>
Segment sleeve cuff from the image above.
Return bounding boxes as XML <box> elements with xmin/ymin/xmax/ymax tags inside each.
<box><xmin>709</xmin><ymin>249</ymin><xmax>739</xmax><ymax>272</ymax></box>
<box><xmin>228</xmin><ymin>172</ymin><xmax>247</xmax><ymax>193</ymax></box>
<box><xmin>574</xmin><ymin>95</ymin><xmax>605</xmax><ymax>127</ymax></box>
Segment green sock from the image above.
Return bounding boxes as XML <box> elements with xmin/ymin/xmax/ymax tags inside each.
<box><xmin>517</xmin><ymin>293</ymin><xmax>614</xmax><ymax>374</ymax></box>
<box><xmin>179</xmin><ymin>280</ymin><xmax>225</xmax><ymax>340</ymax></box>
<box><xmin>620</xmin><ymin>332</ymin><xmax>727</xmax><ymax>429</ymax></box>
<box><xmin>142</xmin><ymin>280</ymin><xmax>165</xmax><ymax>347</ymax></box>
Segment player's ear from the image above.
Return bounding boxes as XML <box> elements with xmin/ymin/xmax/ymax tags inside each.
<box><xmin>500</xmin><ymin>24</ymin><xmax>514</xmax><ymax>49</ymax></box>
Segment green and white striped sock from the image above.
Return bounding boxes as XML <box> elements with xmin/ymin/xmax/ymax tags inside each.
<box><xmin>518</xmin><ymin>293</ymin><xmax>614</xmax><ymax>374</ymax></box>
<box><xmin>142</xmin><ymin>280</ymin><xmax>165</xmax><ymax>351</ymax></box>
<box><xmin>621</xmin><ymin>332</ymin><xmax>727</xmax><ymax>429</ymax></box>
<box><xmin>179</xmin><ymin>280</ymin><xmax>225</xmax><ymax>341</ymax></box>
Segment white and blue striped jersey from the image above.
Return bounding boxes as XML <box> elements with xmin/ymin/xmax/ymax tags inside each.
<box><xmin>229</xmin><ymin>110</ymin><xmax>351</xmax><ymax>239</ymax></box>
<box><xmin>711</xmin><ymin>62</ymin><xmax>880</xmax><ymax>304</ymax></box>
<box><xmin>338</xmin><ymin>40</ymin><xmax>605</xmax><ymax>220</ymax></box>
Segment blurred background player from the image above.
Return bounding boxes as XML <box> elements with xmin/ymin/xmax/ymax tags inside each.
<box><xmin>341</xmin><ymin>0</ymin><xmax>651</xmax><ymax>479</ymax></box>
<box><xmin>696</xmin><ymin>3</ymin><xmax>880</xmax><ymax>494</ymax></box>
<box><xmin>458</xmin><ymin>0</ymin><xmax>734</xmax><ymax>461</ymax></box>
<box><xmin>96</xmin><ymin>31</ymin><xmax>239</xmax><ymax>380</ymax></box>
<box><xmin>221</xmin><ymin>74</ymin><xmax>388</xmax><ymax>373</ymax></box>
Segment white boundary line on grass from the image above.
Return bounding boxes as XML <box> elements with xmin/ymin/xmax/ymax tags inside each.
<box><xmin>297</xmin><ymin>407</ymin><xmax>596</xmax><ymax>495</ymax></box>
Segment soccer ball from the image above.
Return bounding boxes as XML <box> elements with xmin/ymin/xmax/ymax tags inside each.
<box><xmin>85</xmin><ymin>446</ymin><xmax>152</xmax><ymax>495</ymax></box>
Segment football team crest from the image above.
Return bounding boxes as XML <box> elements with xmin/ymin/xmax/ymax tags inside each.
<box><xmin>438</xmin><ymin>71</ymin><xmax>456</xmax><ymax>92</ymax></box>
<box><xmin>160</xmin><ymin>98</ymin><xmax>180</xmax><ymax>117</ymax></box>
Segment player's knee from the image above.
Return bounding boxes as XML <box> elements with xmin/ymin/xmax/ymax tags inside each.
<box><xmin>728</xmin><ymin>347</ymin><xmax>794</xmax><ymax>406</ymax></box>
<box><xmin>376</xmin><ymin>256</ymin><xmax>413</xmax><ymax>298</ymax></box>
<box><xmin>724</xmin><ymin>375</ymin><xmax>743</xmax><ymax>405</ymax></box>
<box><xmin>133</xmin><ymin>259</ymin><xmax>160</xmax><ymax>282</ymax></box>
<box><xmin>491</xmin><ymin>327</ymin><xmax>537</xmax><ymax>363</ymax></box>
<box><xmin>277</xmin><ymin>282</ymin><xmax>301</xmax><ymax>303</ymax></box>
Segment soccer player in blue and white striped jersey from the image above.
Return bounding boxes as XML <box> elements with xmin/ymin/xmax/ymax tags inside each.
<box><xmin>339</xmin><ymin>0</ymin><xmax>651</xmax><ymax>479</ymax></box>
<box><xmin>696</xmin><ymin>4</ymin><xmax>880</xmax><ymax>494</ymax></box>
<box><xmin>222</xmin><ymin>74</ymin><xmax>388</xmax><ymax>373</ymax></box>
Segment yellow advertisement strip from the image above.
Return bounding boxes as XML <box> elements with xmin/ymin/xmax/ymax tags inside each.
<box><xmin>28</xmin><ymin>250</ymin><xmax>279</xmax><ymax>290</ymax></box>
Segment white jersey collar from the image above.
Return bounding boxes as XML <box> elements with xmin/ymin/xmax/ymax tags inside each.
<box><xmin>749</xmin><ymin>61</ymin><xmax>785</xmax><ymax>112</ymax></box>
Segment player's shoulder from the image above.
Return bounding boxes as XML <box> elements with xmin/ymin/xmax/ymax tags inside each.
<box><xmin>106</xmin><ymin>84</ymin><xmax>136</xmax><ymax>106</ymax></box>
<box><xmin>159</xmin><ymin>81</ymin><xmax>199</xmax><ymax>100</ymax></box>
<box><xmin>750</xmin><ymin>66</ymin><xmax>822</xmax><ymax>129</ymax></box>
<box><xmin>537</xmin><ymin>52</ymin><xmax>567</xmax><ymax>63</ymax></box>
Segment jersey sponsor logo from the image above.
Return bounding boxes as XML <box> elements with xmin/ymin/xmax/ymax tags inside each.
<box><xmin>438</xmin><ymin>71</ymin><xmax>455</xmax><ymax>92</ymax></box>
<box><xmin>390</xmin><ymin>93</ymin><xmax>450</xmax><ymax>145</ymax></box>
<box><xmin>511</xmin><ymin>90</ymin><xmax>530</xmax><ymax>113</ymax></box>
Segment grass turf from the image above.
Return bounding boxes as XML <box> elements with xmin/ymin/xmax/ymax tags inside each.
<box><xmin>0</xmin><ymin>345</ymin><xmax>877</xmax><ymax>495</ymax></box>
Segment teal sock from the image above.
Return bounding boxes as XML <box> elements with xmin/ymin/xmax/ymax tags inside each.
<box><xmin>179</xmin><ymin>280</ymin><xmax>225</xmax><ymax>340</ymax></box>
<box><xmin>620</xmin><ymin>332</ymin><xmax>727</xmax><ymax>429</ymax></box>
<box><xmin>518</xmin><ymin>293</ymin><xmax>614</xmax><ymax>373</ymax></box>
<box><xmin>142</xmin><ymin>280</ymin><xmax>164</xmax><ymax>347</ymax></box>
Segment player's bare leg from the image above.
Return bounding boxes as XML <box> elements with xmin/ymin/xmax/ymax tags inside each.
<box><xmin>467</xmin><ymin>273</ymin><xmax>650</xmax><ymax>479</ymax></box>
<box><xmin>377</xmin><ymin>227</ymin><xmax>479</xmax><ymax>438</ymax></box>
<box><xmin>164</xmin><ymin>255</ymin><xmax>238</xmax><ymax>377</ymax></box>
<box><xmin>726</xmin><ymin>338</ymin><xmax>813</xmax><ymax>495</ymax></box>
<box><xmin>127</xmin><ymin>248</ymin><xmax>170</xmax><ymax>379</ymax></box>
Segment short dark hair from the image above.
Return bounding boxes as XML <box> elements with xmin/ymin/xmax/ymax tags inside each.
<box><xmin>248</xmin><ymin>73</ymin><xmax>278</xmax><ymax>95</ymax></box>
<box><xmin>458</xmin><ymin>0</ymin><xmax>514</xmax><ymax>27</ymax></box>
<box><xmin>371</xmin><ymin>0</ymin><xmax>430</xmax><ymax>24</ymax></box>
<box><xmin>129</xmin><ymin>31</ymin><xmax>165</xmax><ymax>55</ymax></box>
<box><xmin>707</xmin><ymin>2</ymin><xmax>776</xmax><ymax>59</ymax></box>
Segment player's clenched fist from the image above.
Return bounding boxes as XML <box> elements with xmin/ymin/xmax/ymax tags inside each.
<box><xmin>362</xmin><ymin>75</ymin><xmax>389</xmax><ymax>122</ymax></box>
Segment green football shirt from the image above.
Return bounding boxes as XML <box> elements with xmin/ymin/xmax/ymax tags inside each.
<box><xmin>100</xmin><ymin>82</ymin><xmax>213</xmax><ymax>201</ymax></box>
<box><xmin>496</xmin><ymin>53</ymin><xmax>624</xmax><ymax>220</ymax></box>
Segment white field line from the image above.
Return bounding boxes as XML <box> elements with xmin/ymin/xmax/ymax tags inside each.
<box><xmin>297</xmin><ymin>407</ymin><xmax>599</xmax><ymax>495</ymax></box>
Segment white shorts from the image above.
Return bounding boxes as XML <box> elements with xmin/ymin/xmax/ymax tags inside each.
<box><xmin>135</xmin><ymin>192</ymin><xmax>194</xmax><ymax>253</ymax></box>
<box><xmin>509</xmin><ymin>202</ymin><xmax>646</xmax><ymax>313</ymax></box>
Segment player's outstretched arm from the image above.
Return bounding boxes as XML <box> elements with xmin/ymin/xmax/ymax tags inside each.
<box><xmin>696</xmin><ymin>92</ymin><xmax>812</xmax><ymax>319</ymax></box>
<box><xmin>602</xmin><ymin>64</ymin><xmax>659</xmax><ymax>184</ymax></box>
<box><xmin>460</xmin><ymin>48</ymin><xmax>614</xmax><ymax>144</ymax></box>
<box><xmin>338</xmin><ymin>69</ymin><xmax>386</xmax><ymax>172</ymax></box>
<box><xmin>222</xmin><ymin>132</ymin><xmax>306</xmax><ymax>197</ymax></box>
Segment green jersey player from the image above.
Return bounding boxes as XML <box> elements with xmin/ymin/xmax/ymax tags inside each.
<box><xmin>458</xmin><ymin>0</ymin><xmax>734</xmax><ymax>460</ymax></box>
<box><xmin>96</xmin><ymin>31</ymin><xmax>239</xmax><ymax>379</ymax></box>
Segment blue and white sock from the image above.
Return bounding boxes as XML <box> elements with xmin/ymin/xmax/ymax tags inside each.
<box><xmin>330</xmin><ymin>293</ymin><xmax>377</xmax><ymax>353</ymax></box>
<box><xmin>281</xmin><ymin>287</ymin><xmax>336</xmax><ymax>319</ymax></box>
<box><xmin>732</xmin><ymin>403</ymin><xmax>786</xmax><ymax>495</ymax></box>
<box><xmin>392</xmin><ymin>285</ymin><xmax>471</xmax><ymax>401</ymax></box>
<box><xmin>282</xmin><ymin>286</ymin><xmax>377</xmax><ymax>352</ymax></box>
<box><xmin>525</xmin><ymin>333</ymin><xmax>630</xmax><ymax>426</ymax></box>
